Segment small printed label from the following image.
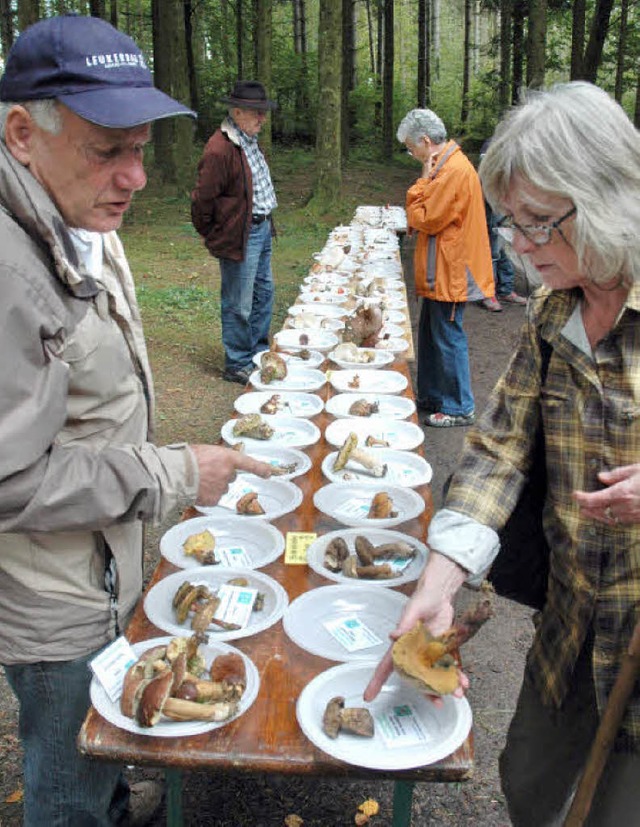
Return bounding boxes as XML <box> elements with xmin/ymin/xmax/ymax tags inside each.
<box><xmin>285</xmin><ymin>532</ymin><xmax>317</xmax><ymax>564</ymax></box>
<box><xmin>376</xmin><ymin>703</ymin><xmax>432</xmax><ymax>748</ymax></box>
<box><xmin>335</xmin><ymin>497</ymin><xmax>372</xmax><ymax>521</ymax></box>
<box><xmin>217</xmin><ymin>479</ymin><xmax>256</xmax><ymax>511</ymax></box>
<box><xmin>214</xmin><ymin>583</ymin><xmax>259</xmax><ymax>628</ymax></box>
<box><xmin>218</xmin><ymin>545</ymin><xmax>252</xmax><ymax>567</ymax></box>
<box><xmin>323</xmin><ymin>615</ymin><xmax>382</xmax><ymax>652</ymax></box>
<box><xmin>89</xmin><ymin>636</ymin><xmax>138</xmax><ymax>703</ymax></box>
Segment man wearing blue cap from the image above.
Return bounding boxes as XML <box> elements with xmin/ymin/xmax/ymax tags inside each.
<box><xmin>0</xmin><ymin>14</ymin><xmax>271</xmax><ymax>826</ymax></box>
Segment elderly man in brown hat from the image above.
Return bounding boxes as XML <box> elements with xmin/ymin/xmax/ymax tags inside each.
<box><xmin>191</xmin><ymin>80</ymin><xmax>278</xmax><ymax>384</ymax></box>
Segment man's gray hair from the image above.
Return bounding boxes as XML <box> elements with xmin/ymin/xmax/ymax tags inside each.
<box><xmin>0</xmin><ymin>99</ymin><xmax>63</xmax><ymax>141</ymax></box>
<box><xmin>480</xmin><ymin>81</ymin><xmax>640</xmax><ymax>285</ymax></box>
<box><xmin>397</xmin><ymin>109</ymin><xmax>447</xmax><ymax>145</ymax></box>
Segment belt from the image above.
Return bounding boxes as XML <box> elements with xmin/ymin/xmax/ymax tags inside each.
<box><xmin>252</xmin><ymin>213</ymin><xmax>270</xmax><ymax>224</ymax></box>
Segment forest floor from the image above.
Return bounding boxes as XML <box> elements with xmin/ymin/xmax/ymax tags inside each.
<box><xmin>0</xmin><ymin>156</ymin><xmax>539</xmax><ymax>827</ymax></box>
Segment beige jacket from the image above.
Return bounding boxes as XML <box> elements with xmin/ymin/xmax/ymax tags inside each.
<box><xmin>0</xmin><ymin>143</ymin><xmax>198</xmax><ymax>665</ymax></box>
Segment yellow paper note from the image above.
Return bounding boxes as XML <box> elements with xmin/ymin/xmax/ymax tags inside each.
<box><xmin>285</xmin><ymin>532</ymin><xmax>317</xmax><ymax>565</ymax></box>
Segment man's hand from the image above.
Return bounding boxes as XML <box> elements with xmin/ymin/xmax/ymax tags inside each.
<box><xmin>574</xmin><ymin>463</ymin><xmax>640</xmax><ymax>526</ymax></box>
<box><xmin>363</xmin><ymin>551</ymin><xmax>467</xmax><ymax>702</ymax></box>
<box><xmin>190</xmin><ymin>445</ymin><xmax>272</xmax><ymax>506</ymax></box>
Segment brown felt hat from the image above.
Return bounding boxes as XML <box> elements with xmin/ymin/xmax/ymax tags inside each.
<box><xmin>220</xmin><ymin>80</ymin><xmax>277</xmax><ymax>111</ymax></box>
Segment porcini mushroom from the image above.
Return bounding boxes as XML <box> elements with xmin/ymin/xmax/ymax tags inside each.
<box><xmin>332</xmin><ymin>433</ymin><xmax>387</xmax><ymax>478</ymax></box>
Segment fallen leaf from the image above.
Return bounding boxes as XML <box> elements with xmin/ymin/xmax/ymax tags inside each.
<box><xmin>284</xmin><ymin>815</ymin><xmax>303</xmax><ymax>827</ymax></box>
<box><xmin>5</xmin><ymin>787</ymin><xmax>23</xmax><ymax>804</ymax></box>
<box><xmin>358</xmin><ymin>799</ymin><xmax>380</xmax><ymax>817</ymax></box>
<box><xmin>354</xmin><ymin>814</ymin><xmax>369</xmax><ymax>826</ymax></box>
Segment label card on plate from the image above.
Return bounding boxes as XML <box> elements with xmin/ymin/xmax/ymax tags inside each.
<box><xmin>218</xmin><ymin>545</ymin><xmax>252</xmax><ymax>567</ymax></box>
<box><xmin>335</xmin><ymin>498</ymin><xmax>371</xmax><ymax>521</ymax></box>
<box><xmin>323</xmin><ymin>615</ymin><xmax>382</xmax><ymax>652</ymax></box>
<box><xmin>90</xmin><ymin>636</ymin><xmax>137</xmax><ymax>703</ymax></box>
<box><xmin>215</xmin><ymin>583</ymin><xmax>259</xmax><ymax>628</ymax></box>
<box><xmin>376</xmin><ymin>703</ymin><xmax>433</xmax><ymax>748</ymax></box>
<box><xmin>285</xmin><ymin>532</ymin><xmax>317</xmax><ymax>565</ymax></box>
<box><xmin>217</xmin><ymin>479</ymin><xmax>256</xmax><ymax>511</ymax></box>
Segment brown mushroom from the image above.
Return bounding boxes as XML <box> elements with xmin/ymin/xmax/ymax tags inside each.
<box><xmin>136</xmin><ymin>669</ymin><xmax>174</xmax><ymax>728</ymax></box>
<box><xmin>332</xmin><ymin>433</ymin><xmax>387</xmax><ymax>478</ymax></box>
<box><xmin>236</xmin><ymin>492</ymin><xmax>266</xmax><ymax>515</ymax></box>
<box><xmin>367</xmin><ymin>492</ymin><xmax>397</xmax><ymax>519</ymax></box>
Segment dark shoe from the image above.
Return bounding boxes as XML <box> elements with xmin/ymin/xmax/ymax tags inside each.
<box><xmin>223</xmin><ymin>366</ymin><xmax>253</xmax><ymax>385</ymax></box>
<box><xmin>481</xmin><ymin>297</ymin><xmax>503</xmax><ymax>312</ymax></box>
<box><xmin>123</xmin><ymin>780</ymin><xmax>164</xmax><ymax>827</ymax></box>
<box><xmin>425</xmin><ymin>411</ymin><xmax>476</xmax><ymax>428</ymax></box>
<box><xmin>500</xmin><ymin>291</ymin><xmax>527</xmax><ymax>305</ymax></box>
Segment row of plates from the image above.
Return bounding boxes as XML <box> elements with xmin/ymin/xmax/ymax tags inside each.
<box><xmin>249</xmin><ymin>366</ymin><xmax>409</xmax><ymax>394</ymax></box>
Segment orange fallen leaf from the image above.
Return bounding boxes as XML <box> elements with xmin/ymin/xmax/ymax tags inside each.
<box><xmin>358</xmin><ymin>799</ymin><xmax>379</xmax><ymax>817</ymax></box>
<box><xmin>5</xmin><ymin>787</ymin><xmax>23</xmax><ymax>804</ymax></box>
<box><xmin>284</xmin><ymin>815</ymin><xmax>303</xmax><ymax>827</ymax></box>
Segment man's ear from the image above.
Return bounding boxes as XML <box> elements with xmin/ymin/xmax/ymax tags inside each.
<box><xmin>4</xmin><ymin>105</ymin><xmax>36</xmax><ymax>165</ymax></box>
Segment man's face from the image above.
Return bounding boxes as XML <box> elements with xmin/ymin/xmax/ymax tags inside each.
<box><xmin>8</xmin><ymin>103</ymin><xmax>150</xmax><ymax>232</ymax></box>
<box><xmin>232</xmin><ymin>107</ymin><xmax>267</xmax><ymax>138</ymax></box>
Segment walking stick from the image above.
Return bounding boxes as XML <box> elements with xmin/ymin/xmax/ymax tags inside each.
<box><xmin>563</xmin><ymin>618</ymin><xmax>640</xmax><ymax>827</ymax></box>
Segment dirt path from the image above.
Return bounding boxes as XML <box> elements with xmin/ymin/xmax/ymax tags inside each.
<box><xmin>0</xmin><ymin>240</ymin><xmax>537</xmax><ymax>827</ymax></box>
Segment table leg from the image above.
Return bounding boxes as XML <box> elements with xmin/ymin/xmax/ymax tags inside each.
<box><xmin>392</xmin><ymin>780</ymin><xmax>415</xmax><ymax>827</ymax></box>
<box><xmin>165</xmin><ymin>768</ymin><xmax>183</xmax><ymax>827</ymax></box>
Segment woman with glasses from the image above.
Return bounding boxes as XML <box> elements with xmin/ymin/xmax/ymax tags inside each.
<box><xmin>365</xmin><ymin>81</ymin><xmax>640</xmax><ymax>826</ymax></box>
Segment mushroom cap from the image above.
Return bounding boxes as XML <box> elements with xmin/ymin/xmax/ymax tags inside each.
<box><xmin>136</xmin><ymin>669</ymin><xmax>174</xmax><ymax>727</ymax></box>
<box><xmin>333</xmin><ymin>432</ymin><xmax>359</xmax><ymax>472</ymax></box>
<box><xmin>322</xmin><ymin>695</ymin><xmax>345</xmax><ymax>739</ymax></box>
<box><xmin>120</xmin><ymin>662</ymin><xmax>147</xmax><ymax>718</ymax></box>
<box><xmin>209</xmin><ymin>652</ymin><xmax>246</xmax><ymax>688</ymax></box>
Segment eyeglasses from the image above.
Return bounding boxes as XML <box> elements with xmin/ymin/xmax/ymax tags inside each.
<box><xmin>496</xmin><ymin>206</ymin><xmax>576</xmax><ymax>246</ymax></box>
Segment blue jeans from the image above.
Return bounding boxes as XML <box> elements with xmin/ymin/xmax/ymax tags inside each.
<box><xmin>4</xmin><ymin>650</ymin><xmax>129</xmax><ymax>826</ymax></box>
<box><xmin>416</xmin><ymin>298</ymin><xmax>474</xmax><ymax>416</ymax></box>
<box><xmin>488</xmin><ymin>207</ymin><xmax>515</xmax><ymax>296</ymax></box>
<box><xmin>219</xmin><ymin>219</ymin><xmax>274</xmax><ymax>372</ymax></box>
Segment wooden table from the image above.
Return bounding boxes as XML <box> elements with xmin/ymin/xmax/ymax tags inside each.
<box><xmin>78</xmin><ymin>361</ymin><xmax>473</xmax><ymax>826</ymax></box>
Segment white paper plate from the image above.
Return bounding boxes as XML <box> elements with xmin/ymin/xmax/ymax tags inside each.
<box><xmin>327</xmin><ymin>348</ymin><xmax>395</xmax><ymax>371</ymax></box>
<box><xmin>325</xmin><ymin>393</ymin><xmax>416</xmax><ymax>421</ymax></box>
<box><xmin>235</xmin><ymin>445</ymin><xmax>312</xmax><ymax>481</ymax></box>
<box><xmin>313</xmin><ymin>483</ymin><xmax>425</xmax><ymax>529</ymax></box>
<box><xmin>384</xmin><ymin>310</ymin><xmax>406</xmax><ymax>324</ymax></box>
<box><xmin>221</xmin><ymin>415</ymin><xmax>321</xmax><ymax>449</ymax></box>
<box><xmin>328</xmin><ymin>370</ymin><xmax>408</xmax><ymax>395</ymax></box>
<box><xmin>306</xmin><ymin>528</ymin><xmax>428</xmax><ymax>587</ymax></box>
<box><xmin>251</xmin><ymin>350</ymin><xmax>325</xmax><ymax>370</ymax></box>
<box><xmin>362</xmin><ymin>295</ymin><xmax>406</xmax><ymax>311</ymax></box>
<box><xmin>302</xmin><ymin>275</ymin><xmax>350</xmax><ymax>287</ymax></box>
<box><xmin>375</xmin><ymin>337</ymin><xmax>410</xmax><ymax>354</ymax></box>
<box><xmin>234</xmin><ymin>391</ymin><xmax>324</xmax><ymax>419</ymax></box>
<box><xmin>160</xmin><ymin>515</ymin><xmax>285</xmax><ymax>570</ymax></box>
<box><xmin>144</xmin><ymin>567</ymin><xmax>289</xmax><ymax>641</ymax></box>
<box><xmin>298</xmin><ymin>291</ymin><xmax>350</xmax><ymax>306</ymax></box>
<box><xmin>283</xmin><ymin>584</ymin><xmax>407</xmax><ymax>662</ymax></box>
<box><xmin>289</xmin><ymin>316</ymin><xmax>345</xmax><ymax>334</ymax></box>
<box><xmin>195</xmin><ymin>476</ymin><xmax>303</xmax><ymax>522</ymax></box>
<box><xmin>296</xmin><ymin>662</ymin><xmax>472</xmax><ymax>770</ymax></box>
<box><xmin>324</xmin><ymin>419</ymin><xmax>424</xmax><ymax>451</ymax></box>
<box><xmin>380</xmin><ymin>323</ymin><xmax>404</xmax><ymax>339</ymax></box>
<box><xmin>249</xmin><ymin>368</ymin><xmax>327</xmax><ymax>393</ymax></box>
<box><xmin>322</xmin><ymin>449</ymin><xmax>432</xmax><ymax>488</ymax></box>
<box><xmin>274</xmin><ymin>329</ymin><xmax>340</xmax><ymax>354</ymax></box>
<box><xmin>90</xmin><ymin>637</ymin><xmax>260</xmax><ymax>737</ymax></box>
<box><xmin>289</xmin><ymin>303</ymin><xmax>347</xmax><ymax>319</ymax></box>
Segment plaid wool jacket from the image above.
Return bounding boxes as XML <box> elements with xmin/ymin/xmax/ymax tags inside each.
<box><xmin>445</xmin><ymin>280</ymin><xmax>640</xmax><ymax>748</ymax></box>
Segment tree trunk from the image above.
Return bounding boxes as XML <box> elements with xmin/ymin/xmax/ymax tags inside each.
<box><xmin>236</xmin><ymin>0</ymin><xmax>243</xmax><ymax>78</ymax></box>
<box><xmin>109</xmin><ymin>0</ymin><xmax>117</xmax><ymax>27</ymax></box>
<box><xmin>255</xmin><ymin>0</ymin><xmax>273</xmax><ymax>156</ymax></box>
<box><xmin>432</xmin><ymin>0</ymin><xmax>440</xmax><ymax>80</ymax></box>
<box><xmin>526</xmin><ymin>0</ymin><xmax>546</xmax><ymax>88</ymax></box>
<box><xmin>582</xmin><ymin>0</ymin><xmax>615</xmax><ymax>83</ymax></box>
<box><xmin>417</xmin><ymin>0</ymin><xmax>430</xmax><ymax>107</ymax></box>
<box><xmin>570</xmin><ymin>0</ymin><xmax>585</xmax><ymax>79</ymax></box>
<box><xmin>0</xmin><ymin>0</ymin><xmax>14</xmax><ymax>57</ymax></box>
<box><xmin>184</xmin><ymin>1</ymin><xmax>199</xmax><ymax>117</ymax></box>
<box><xmin>472</xmin><ymin>0</ymin><xmax>480</xmax><ymax>76</ymax></box>
<box><xmin>382</xmin><ymin>0</ymin><xmax>394</xmax><ymax>159</ymax></box>
<box><xmin>460</xmin><ymin>0</ymin><xmax>471</xmax><ymax>129</ymax></box>
<box><xmin>313</xmin><ymin>0</ymin><xmax>342</xmax><ymax>207</ymax></box>
<box><xmin>17</xmin><ymin>0</ymin><xmax>39</xmax><ymax>30</ymax></box>
<box><xmin>89</xmin><ymin>0</ymin><xmax>106</xmax><ymax>17</ymax></box>
<box><xmin>511</xmin><ymin>0</ymin><xmax>525</xmax><ymax>104</ymax></box>
<box><xmin>292</xmin><ymin>0</ymin><xmax>301</xmax><ymax>53</ymax></box>
<box><xmin>365</xmin><ymin>0</ymin><xmax>375</xmax><ymax>75</ymax></box>
<box><xmin>341</xmin><ymin>0</ymin><xmax>355</xmax><ymax>159</ymax></box>
<box><xmin>614</xmin><ymin>0</ymin><xmax>629</xmax><ymax>102</ymax></box>
<box><xmin>635</xmin><ymin>63</ymin><xmax>640</xmax><ymax>129</ymax></box>
<box><xmin>152</xmin><ymin>0</ymin><xmax>193</xmax><ymax>187</ymax></box>
<box><xmin>498</xmin><ymin>0</ymin><xmax>512</xmax><ymax>112</ymax></box>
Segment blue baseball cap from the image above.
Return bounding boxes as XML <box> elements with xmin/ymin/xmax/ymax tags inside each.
<box><xmin>0</xmin><ymin>14</ymin><xmax>195</xmax><ymax>128</ymax></box>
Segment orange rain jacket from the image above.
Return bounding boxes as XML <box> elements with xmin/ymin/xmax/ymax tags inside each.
<box><xmin>407</xmin><ymin>140</ymin><xmax>494</xmax><ymax>304</ymax></box>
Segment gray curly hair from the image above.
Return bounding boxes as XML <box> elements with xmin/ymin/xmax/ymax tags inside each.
<box><xmin>480</xmin><ymin>82</ymin><xmax>640</xmax><ymax>285</ymax></box>
<box><xmin>396</xmin><ymin>109</ymin><xmax>447</xmax><ymax>145</ymax></box>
